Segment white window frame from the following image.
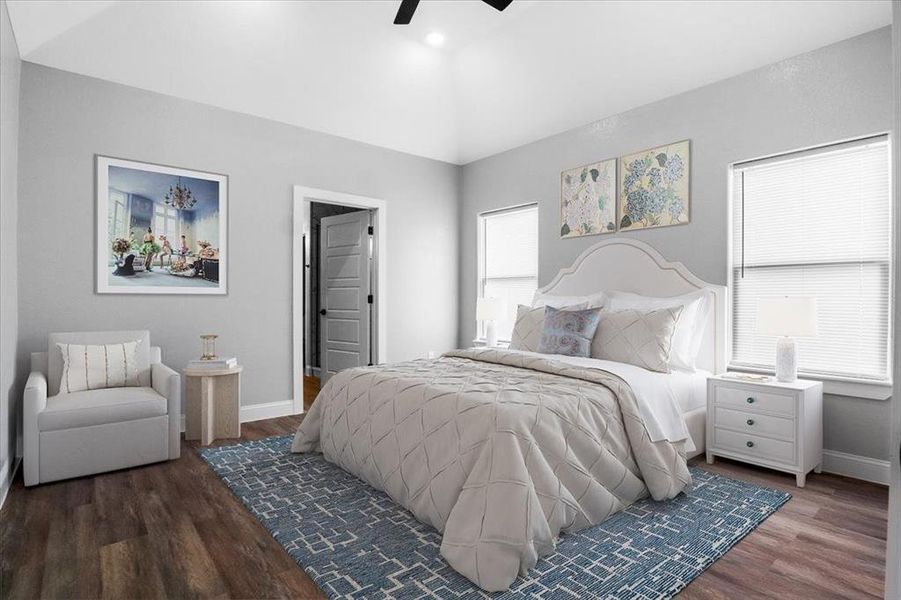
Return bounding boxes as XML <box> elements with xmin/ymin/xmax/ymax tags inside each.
<box><xmin>727</xmin><ymin>134</ymin><xmax>894</xmax><ymax>400</ymax></box>
<box><xmin>476</xmin><ymin>203</ymin><xmax>539</xmax><ymax>343</ymax></box>
<box><xmin>153</xmin><ymin>204</ymin><xmax>180</xmax><ymax>240</ymax></box>
<box><xmin>108</xmin><ymin>188</ymin><xmax>129</xmax><ymax>241</ymax></box>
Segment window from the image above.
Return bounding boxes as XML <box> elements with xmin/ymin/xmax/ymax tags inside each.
<box><xmin>478</xmin><ymin>204</ymin><xmax>539</xmax><ymax>341</ymax></box>
<box><xmin>731</xmin><ymin>136</ymin><xmax>892</xmax><ymax>382</ymax></box>
<box><xmin>108</xmin><ymin>189</ymin><xmax>128</xmax><ymax>240</ymax></box>
<box><xmin>153</xmin><ymin>204</ymin><xmax>180</xmax><ymax>240</ymax></box>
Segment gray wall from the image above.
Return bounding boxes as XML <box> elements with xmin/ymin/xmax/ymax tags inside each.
<box><xmin>0</xmin><ymin>0</ymin><xmax>20</xmax><ymax>495</ymax></box>
<box><xmin>459</xmin><ymin>28</ymin><xmax>894</xmax><ymax>461</ymax></box>
<box><xmin>17</xmin><ymin>64</ymin><xmax>460</xmax><ymax>409</ymax></box>
<box><xmin>8</xmin><ymin>24</ymin><xmax>895</xmax><ymax>464</ymax></box>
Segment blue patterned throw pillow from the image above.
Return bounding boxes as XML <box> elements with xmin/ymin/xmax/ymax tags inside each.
<box><xmin>537</xmin><ymin>305</ymin><xmax>603</xmax><ymax>357</ymax></box>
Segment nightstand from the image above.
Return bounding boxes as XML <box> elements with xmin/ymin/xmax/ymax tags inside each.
<box><xmin>706</xmin><ymin>374</ymin><xmax>823</xmax><ymax>487</ymax></box>
<box><xmin>184</xmin><ymin>365</ymin><xmax>243</xmax><ymax>446</ymax></box>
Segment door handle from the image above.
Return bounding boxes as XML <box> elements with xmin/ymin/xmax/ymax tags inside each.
<box><xmin>319</xmin><ymin>309</ymin><xmax>327</xmax><ymax>315</ymax></box>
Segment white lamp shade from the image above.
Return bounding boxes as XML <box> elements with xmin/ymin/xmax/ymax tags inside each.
<box><xmin>476</xmin><ymin>297</ymin><xmax>503</xmax><ymax>321</ymax></box>
<box><xmin>757</xmin><ymin>296</ymin><xmax>818</xmax><ymax>337</ymax></box>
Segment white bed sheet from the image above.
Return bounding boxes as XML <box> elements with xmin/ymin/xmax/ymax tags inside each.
<box><xmin>499</xmin><ymin>349</ymin><xmax>708</xmax><ymax>451</ymax></box>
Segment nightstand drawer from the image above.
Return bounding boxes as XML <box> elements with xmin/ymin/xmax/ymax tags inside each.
<box><xmin>714</xmin><ymin>407</ymin><xmax>795</xmax><ymax>441</ymax></box>
<box><xmin>714</xmin><ymin>427</ymin><xmax>796</xmax><ymax>465</ymax></box>
<box><xmin>714</xmin><ymin>386</ymin><xmax>795</xmax><ymax>416</ymax></box>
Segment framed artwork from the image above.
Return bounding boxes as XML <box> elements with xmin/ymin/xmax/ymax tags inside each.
<box><xmin>560</xmin><ymin>158</ymin><xmax>617</xmax><ymax>238</ymax></box>
<box><xmin>96</xmin><ymin>156</ymin><xmax>228</xmax><ymax>294</ymax></box>
<box><xmin>619</xmin><ymin>139</ymin><xmax>690</xmax><ymax>231</ymax></box>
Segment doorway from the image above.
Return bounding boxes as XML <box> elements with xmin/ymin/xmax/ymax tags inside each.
<box><xmin>311</xmin><ymin>205</ymin><xmax>372</xmax><ymax>386</ymax></box>
<box><xmin>292</xmin><ymin>187</ymin><xmax>387</xmax><ymax>414</ymax></box>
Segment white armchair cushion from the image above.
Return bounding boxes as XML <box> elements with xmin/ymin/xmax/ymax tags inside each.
<box><xmin>37</xmin><ymin>387</ymin><xmax>167</xmax><ymax>432</ymax></box>
<box><xmin>56</xmin><ymin>341</ymin><xmax>140</xmax><ymax>394</ymax></box>
<box><xmin>48</xmin><ymin>331</ymin><xmax>151</xmax><ymax>396</ymax></box>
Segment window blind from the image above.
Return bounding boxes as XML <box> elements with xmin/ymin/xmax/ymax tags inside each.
<box><xmin>731</xmin><ymin>136</ymin><xmax>892</xmax><ymax>381</ymax></box>
<box><xmin>479</xmin><ymin>204</ymin><xmax>539</xmax><ymax>341</ymax></box>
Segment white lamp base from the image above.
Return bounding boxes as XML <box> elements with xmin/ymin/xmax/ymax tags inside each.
<box><xmin>485</xmin><ymin>321</ymin><xmax>498</xmax><ymax>348</ymax></box>
<box><xmin>775</xmin><ymin>335</ymin><xmax>798</xmax><ymax>382</ymax></box>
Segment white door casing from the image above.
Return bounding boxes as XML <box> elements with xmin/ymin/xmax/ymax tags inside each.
<box><xmin>319</xmin><ymin>210</ymin><xmax>372</xmax><ymax>384</ymax></box>
<box><xmin>292</xmin><ymin>186</ymin><xmax>387</xmax><ymax>413</ymax></box>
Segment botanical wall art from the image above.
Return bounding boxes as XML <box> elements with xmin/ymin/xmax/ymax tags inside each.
<box><xmin>560</xmin><ymin>158</ymin><xmax>616</xmax><ymax>238</ymax></box>
<box><xmin>619</xmin><ymin>139</ymin><xmax>690</xmax><ymax>231</ymax></box>
<box><xmin>96</xmin><ymin>156</ymin><xmax>228</xmax><ymax>294</ymax></box>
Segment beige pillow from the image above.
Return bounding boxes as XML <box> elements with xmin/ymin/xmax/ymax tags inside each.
<box><xmin>590</xmin><ymin>307</ymin><xmax>684</xmax><ymax>373</ymax></box>
<box><xmin>57</xmin><ymin>341</ymin><xmax>141</xmax><ymax>394</ymax></box>
<box><xmin>509</xmin><ymin>302</ymin><xmax>589</xmax><ymax>352</ymax></box>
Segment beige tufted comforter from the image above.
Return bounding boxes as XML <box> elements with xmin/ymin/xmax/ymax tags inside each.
<box><xmin>292</xmin><ymin>348</ymin><xmax>692</xmax><ymax>592</ymax></box>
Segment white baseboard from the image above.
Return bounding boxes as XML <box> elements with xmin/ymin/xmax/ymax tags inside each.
<box><xmin>179</xmin><ymin>399</ymin><xmax>298</xmax><ymax>433</ymax></box>
<box><xmin>0</xmin><ymin>456</ymin><xmax>22</xmax><ymax>509</ymax></box>
<box><xmin>822</xmin><ymin>450</ymin><xmax>890</xmax><ymax>485</ymax></box>
<box><xmin>240</xmin><ymin>399</ymin><xmax>297</xmax><ymax>423</ymax></box>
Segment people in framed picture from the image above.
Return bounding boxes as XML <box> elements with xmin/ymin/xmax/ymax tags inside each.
<box><xmin>95</xmin><ymin>155</ymin><xmax>228</xmax><ymax>295</ymax></box>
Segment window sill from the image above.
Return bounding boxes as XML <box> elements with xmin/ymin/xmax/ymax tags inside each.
<box><xmin>727</xmin><ymin>365</ymin><xmax>892</xmax><ymax>400</ymax></box>
<box><xmin>471</xmin><ymin>338</ymin><xmax>511</xmax><ymax>349</ymax></box>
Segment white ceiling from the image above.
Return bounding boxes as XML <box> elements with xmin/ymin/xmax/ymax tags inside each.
<box><xmin>6</xmin><ymin>0</ymin><xmax>892</xmax><ymax>164</ymax></box>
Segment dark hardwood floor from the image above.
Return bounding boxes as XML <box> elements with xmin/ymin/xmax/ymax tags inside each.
<box><xmin>303</xmin><ymin>375</ymin><xmax>320</xmax><ymax>411</ymax></box>
<box><xmin>0</xmin><ymin>412</ymin><xmax>887</xmax><ymax>599</ymax></box>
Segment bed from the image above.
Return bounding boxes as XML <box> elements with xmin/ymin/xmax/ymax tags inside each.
<box><xmin>292</xmin><ymin>238</ymin><xmax>725</xmax><ymax>592</ymax></box>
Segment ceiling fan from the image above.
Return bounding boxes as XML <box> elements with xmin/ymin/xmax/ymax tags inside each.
<box><xmin>394</xmin><ymin>0</ymin><xmax>514</xmax><ymax>25</ymax></box>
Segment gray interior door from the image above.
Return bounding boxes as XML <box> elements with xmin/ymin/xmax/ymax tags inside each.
<box><xmin>319</xmin><ymin>210</ymin><xmax>372</xmax><ymax>383</ymax></box>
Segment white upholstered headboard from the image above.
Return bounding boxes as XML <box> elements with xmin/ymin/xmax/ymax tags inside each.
<box><xmin>537</xmin><ymin>238</ymin><xmax>727</xmax><ymax>374</ymax></box>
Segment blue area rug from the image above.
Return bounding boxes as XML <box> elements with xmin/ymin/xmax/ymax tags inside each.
<box><xmin>199</xmin><ymin>436</ymin><xmax>790</xmax><ymax>599</ymax></box>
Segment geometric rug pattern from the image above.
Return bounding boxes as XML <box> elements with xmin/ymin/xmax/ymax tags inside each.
<box><xmin>200</xmin><ymin>435</ymin><xmax>790</xmax><ymax>599</ymax></box>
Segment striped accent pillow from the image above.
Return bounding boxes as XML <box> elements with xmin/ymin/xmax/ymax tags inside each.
<box><xmin>56</xmin><ymin>341</ymin><xmax>141</xmax><ymax>394</ymax></box>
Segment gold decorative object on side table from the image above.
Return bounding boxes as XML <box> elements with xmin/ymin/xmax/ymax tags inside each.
<box><xmin>200</xmin><ymin>334</ymin><xmax>218</xmax><ymax>360</ymax></box>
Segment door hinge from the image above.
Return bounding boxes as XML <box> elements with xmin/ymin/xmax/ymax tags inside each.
<box><xmin>367</xmin><ymin>294</ymin><xmax>374</xmax><ymax>304</ymax></box>
<box><xmin>368</xmin><ymin>225</ymin><xmax>374</xmax><ymax>235</ymax></box>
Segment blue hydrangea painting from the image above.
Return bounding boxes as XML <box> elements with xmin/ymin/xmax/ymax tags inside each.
<box><xmin>619</xmin><ymin>140</ymin><xmax>690</xmax><ymax>231</ymax></box>
<box><xmin>560</xmin><ymin>158</ymin><xmax>616</xmax><ymax>238</ymax></box>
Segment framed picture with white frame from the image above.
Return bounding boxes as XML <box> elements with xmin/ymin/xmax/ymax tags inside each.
<box><xmin>96</xmin><ymin>155</ymin><xmax>228</xmax><ymax>295</ymax></box>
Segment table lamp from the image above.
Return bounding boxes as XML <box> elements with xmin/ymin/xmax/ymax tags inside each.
<box><xmin>757</xmin><ymin>296</ymin><xmax>818</xmax><ymax>382</ymax></box>
<box><xmin>477</xmin><ymin>297</ymin><xmax>503</xmax><ymax>347</ymax></box>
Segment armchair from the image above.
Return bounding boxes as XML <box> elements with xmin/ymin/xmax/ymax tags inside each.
<box><xmin>24</xmin><ymin>330</ymin><xmax>180</xmax><ymax>486</ymax></box>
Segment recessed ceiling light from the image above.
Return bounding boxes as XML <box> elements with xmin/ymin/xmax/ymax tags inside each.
<box><xmin>425</xmin><ymin>32</ymin><xmax>445</xmax><ymax>48</ymax></box>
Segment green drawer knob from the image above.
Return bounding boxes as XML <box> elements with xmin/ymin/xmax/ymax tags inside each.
<box><xmin>746</xmin><ymin>441</ymin><xmax>755</xmax><ymax>448</ymax></box>
<box><xmin>746</xmin><ymin>397</ymin><xmax>755</xmax><ymax>404</ymax></box>
<box><xmin>747</xmin><ymin>419</ymin><xmax>755</xmax><ymax>426</ymax></box>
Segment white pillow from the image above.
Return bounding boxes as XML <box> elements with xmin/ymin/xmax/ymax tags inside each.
<box><xmin>57</xmin><ymin>341</ymin><xmax>141</xmax><ymax>394</ymax></box>
<box><xmin>531</xmin><ymin>290</ymin><xmax>606</xmax><ymax>309</ymax></box>
<box><xmin>605</xmin><ymin>289</ymin><xmax>711</xmax><ymax>371</ymax></box>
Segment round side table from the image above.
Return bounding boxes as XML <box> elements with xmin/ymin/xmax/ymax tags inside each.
<box><xmin>184</xmin><ymin>365</ymin><xmax>243</xmax><ymax>445</ymax></box>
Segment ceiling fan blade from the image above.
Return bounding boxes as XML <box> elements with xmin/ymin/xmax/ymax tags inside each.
<box><xmin>481</xmin><ymin>0</ymin><xmax>514</xmax><ymax>11</ymax></box>
<box><xmin>394</xmin><ymin>0</ymin><xmax>420</xmax><ymax>24</ymax></box>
